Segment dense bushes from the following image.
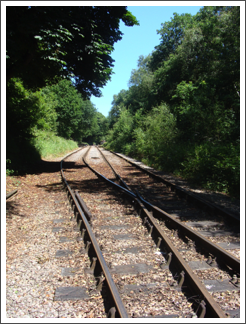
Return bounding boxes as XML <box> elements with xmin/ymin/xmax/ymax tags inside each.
<box><xmin>31</xmin><ymin>130</ymin><xmax>78</xmax><ymax>159</ymax></box>
<box><xmin>106</xmin><ymin>103</ymin><xmax>240</xmax><ymax>197</ymax></box>
<box><xmin>105</xmin><ymin>6</ymin><xmax>240</xmax><ymax>198</ymax></box>
<box><xmin>6</xmin><ymin>78</ymin><xmax>108</xmax><ymax>173</ymax></box>
<box><xmin>180</xmin><ymin>141</ymin><xmax>240</xmax><ymax>196</ymax></box>
<box><xmin>6</xmin><ymin>6</ymin><xmax>137</xmax><ymax>173</ymax></box>
<box><xmin>105</xmin><ymin>108</ymin><xmax>135</xmax><ymax>155</ymax></box>
<box><xmin>133</xmin><ymin>104</ymin><xmax>177</xmax><ymax>166</ymax></box>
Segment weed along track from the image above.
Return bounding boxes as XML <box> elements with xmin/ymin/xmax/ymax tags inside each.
<box><xmin>58</xmin><ymin>145</ymin><xmax>240</xmax><ymax>318</ymax></box>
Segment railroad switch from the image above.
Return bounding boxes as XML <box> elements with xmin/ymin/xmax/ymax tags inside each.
<box><xmin>160</xmin><ymin>252</ymin><xmax>172</xmax><ymax>269</ymax></box>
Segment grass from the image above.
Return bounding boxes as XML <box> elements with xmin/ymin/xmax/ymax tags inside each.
<box><xmin>6</xmin><ymin>131</ymin><xmax>79</xmax><ymax>176</ymax></box>
<box><xmin>32</xmin><ymin>130</ymin><xmax>78</xmax><ymax>159</ymax></box>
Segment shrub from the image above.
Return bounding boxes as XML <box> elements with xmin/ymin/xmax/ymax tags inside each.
<box><xmin>6</xmin><ymin>159</ymin><xmax>14</xmax><ymax>176</ymax></box>
<box><xmin>31</xmin><ymin>130</ymin><xmax>78</xmax><ymax>158</ymax></box>
<box><xmin>180</xmin><ymin>141</ymin><xmax>240</xmax><ymax>197</ymax></box>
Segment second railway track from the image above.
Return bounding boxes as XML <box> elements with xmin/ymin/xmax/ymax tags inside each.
<box><xmin>60</xmin><ymin>145</ymin><xmax>240</xmax><ymax>318</ymax></box>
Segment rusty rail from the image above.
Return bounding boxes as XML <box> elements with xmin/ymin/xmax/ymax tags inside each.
<box><xmin>60</xmin><ymin>146</ymin><xmax>128</xmax><ymax>318</ymax></box>
<box><xmin>91</xmin><ymin>146</ymin><xmax>233</xmax><ymax>318</ymax></box>
<box><xmin>6</xmin><ymin>189</ymin><xmax>18</xmax><ymax>200</ymax></box>
<box><xmin>139</xmin><ymin>193</ymin><xmax>240</xmax><ymax>273</ymax></box>
<box><xmin>111</xmin><ymin>151</ymin><xmax>240</xmax><ymax>222</ymax></box>
<box><xmin>98</xmin><ymin>148</ymin><xmax>239</xmax><ymax>273</ymax></box>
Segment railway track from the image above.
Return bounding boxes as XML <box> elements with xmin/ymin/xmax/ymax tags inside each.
<box><xmin>59</xmin><ymin>145</ymin><xmax>240</xmax><ymax>318</ymax></box>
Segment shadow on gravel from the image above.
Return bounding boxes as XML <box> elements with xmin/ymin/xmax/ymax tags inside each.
<box><xmin>36</xmin><ymin>175</ymin><xmax>117</xmax><ymax>198</ymax></box>
<box><xmin>35</xmin><ymin>182</ymin><xmax>65</xmax><ymax>192</ymax></box>
<box><xmin>66</xmin><ymin>178</ymin><xmax>117</xmax><ymax>194</ymax></box>
<box><xmin>12</xmin><ymin>159</ymin><xmax>88</xmax><ymax>176</ymax></box>
<box><xmin>6</xmin><ymin>201</ymin><xmax>26</xmax><ymax>218</ymax></box>
<box><xmin>9</xmin><ymin>159</ymin><xmax>61</xmax><ymax>176</ymax></box>
<box><xmin>61</xmin><ymin>161</ymin><xmax>88</xmax><ymax>171</ymax></box>
<box><xmin>121</xmin><ymin>164</ymin><xmax>240</xmax><ymax>220</ymax></box>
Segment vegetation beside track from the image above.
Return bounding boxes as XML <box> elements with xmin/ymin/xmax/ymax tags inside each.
<box><xmin>32</xmin><ymin>130</ymin><xmax>78</xmax><ymax>160</ymax></box>
<box><xmin>6</xmin><ymin>6</ymin><xmax>136</xmax><ymax>175</ymax></box>
<box><xmin>104</xmin><ymin>7</ymin><xmax>240</xmax><ymax>198</ymax></box>
<box><xmin>6</xmin><ymin>6</ymin><xmax>240</xmax><ymax>198</ymax></box>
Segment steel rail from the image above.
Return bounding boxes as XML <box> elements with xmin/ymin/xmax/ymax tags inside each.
<box><xmin>96</xmin><ymin>147</ymin><xmax>240</xmax><ymax>274</ymax></box>
<box><xmin>89</xmin><ymin>146</ymin><xmax>235</xmax><ymax>318</ymax></box>
<box><xmin>83</xmin><ymin>146</ymin><xmax>136</xmax><ymax>200</ymax></box>
<box><xmin>60</xmin><ymin>147</ymin><xmax>128</xmax><ymax>318</ymax></box>
<box><xmin>97</xmin><ymin>146</ymin><xmax>120</xmax><ymax>180</ymax></box>
<box><xmin>134</xmin><ymin>195</ymin><xmax>227</xmax><ymax>318</ymax></box>
<box><xmin>110</xmin><ymin>151</ymin><xmax>240</xmax><ymax>222</ymax></box>
<box><xmin>6</xmin><ymin>189</ymin><xmax>18</xmax><ymax>200</ymax></box>
<box><xmin>137</xmin><ymin>192</ymin><xmax>240</xmax><ymax>274</ymax></box>
<box><xmin>96</xmin><ymin>146</ymin><xmax>131</xmax><ymax>190</ymax></box>
<box><xmin>75</xmin><ymin>191</ymin><xmax>93</xmax><ymax>223</ymax></box>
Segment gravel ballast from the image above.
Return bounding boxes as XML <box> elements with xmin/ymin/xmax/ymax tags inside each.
<box><xmin>5</xmin><ymin>147</ymin><xmax>240</xmax><ymax>319</ymax></box>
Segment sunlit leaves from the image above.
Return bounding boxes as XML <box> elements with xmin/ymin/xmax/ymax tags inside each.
<box><xmin>106</xmin><ymin>6</ymin><xmax>240</xmax><ymax>196</ymax></box>
<box><xmin>6</xmin><ymin>6</ymin><xmax>138</xmax><ymax>98</ymax></box>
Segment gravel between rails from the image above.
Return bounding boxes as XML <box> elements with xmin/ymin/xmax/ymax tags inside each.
<box><xmin>5</xmin><ymin>147</ymin><xmax>106</xmax><ymax>318</ymax></box>
<box><xmin>5</xmin><ymin>146</ymin><xmax>241</xmax><ymax>319</ymax></box>
<box><xmin>106</xmin><ymin>149</ymin><xmax>240</xmax><ymax>218</ymax></box>
<box><xmin>91</xmin><ymin>147</ymin><xmax>241</xmax><ymax>317</ymax></box>
<box><xmin>99</xmin><ymin>148</ymin><xmax>240</xmax><ymax>258</ymax></box>
<box><xmin>66</xmin><ymin>146</ymin><xmax>198</xmax><ymax>318</ymax></box>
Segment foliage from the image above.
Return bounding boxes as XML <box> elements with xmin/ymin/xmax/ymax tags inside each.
<box><xmin>127</xmin><ymin>55</ymin><xmax>155</xmax><ymax>114</ymax></box>
<box><xmin>171</xmin><ymin>80</ymin><xmax>239</xmax><ymax>143</ymax></box>
<box><xmin>48</xmin><ymin>79</ymin><xmax>87</xmax><ymax>141</ymax></box>
<box><xmin>31</xmin><ymin>130</ymin><xmax>78</xmax><ymax>158</ymax></box>
<box><xmin>93</xmin><ymin>112</ymin><xmax>109</xmax><ymax>143</ymax></box>
<box><xmin>149</xmin><ymin>12</ymin><xmax>194</xmax><ymax>71</ymax></box>
<box><xmin>6</xmin><ymin>6</ymin><xmax>139</xmax><ymax>98</ymax></box>
<box><xmin>35</xmin><ymin>88</ymin><xmax>58</xmax><ymax>132</ymax></box>
<box><xmin>107</xmin><ymin>55</ymin><xmax>155</xmax><ymax>129</ymax></box>
<box><xmin>33</xmin><ymin>79</ymin><xmax>107</xmax><ymax>144</ymax></box>
<box><xmin>6</xmin><ymin>159</ymin><xmax>14</xmax><ymax>176</ymax></box>
<box><xmin>6</xmin><ymin>6</ymin><xmax>137</xmax><ymax>174</ymax></box>
<box><xmin>152</xmin><ymin>6</ymin><xmax>240</xmax><ymax>134</ymax></box>
<box><xmin>105</xmin><ymin>108</ymin><xmax>135</xmax><ymax>154</ymax></box>
<box><xmin>133</xmin><ymin>103</ymin><xmax>178</xmax><ymax>169</ymax></box>
<box><xmin>6</xmin><ymin>78</ymin><xmax>42</xmax><ymax>170</ymax></box>
<box><xmin>6</xmin><ymin>78</ymin><xmax>107</xmax><ymax>175</ymax></box>
<box><xmin>106</xmin><ymin>6</ymin><xmax>240</xmax><ymax>197</ymax></box>
<box><xmin>108</xmin><ymin>90</ymin><xmax>129</xmax><ymax>128</ymax></box>
<box><xmin>180</xmin><ymin>141</ymin><xmax>240</xmax><ymax>196</ymax></box>
<box><xmin>6</xmin><ymin>78</ymin><xmax>42</xmax><ymax>141</ymax></box>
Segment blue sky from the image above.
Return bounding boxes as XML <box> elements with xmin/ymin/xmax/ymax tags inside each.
<box><xmin>91</xmin><ymin>5</ymin><xmax>203</xmax><ymax>117</ymax></box>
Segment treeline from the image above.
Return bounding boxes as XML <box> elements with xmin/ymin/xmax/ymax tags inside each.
<box><xmin>6</xmin><ymin>6</ymin><xmax>138</xmax><ymax>171</ymax></box>
<box><xmin>105</xmin><ymin>6</ymin><xmax>240</xmax><ymax>197</ymax></box>
<box><xmin>6</xmin><ymin>78</ymin><xmax>108</xmax><ymax>158</ymax></box>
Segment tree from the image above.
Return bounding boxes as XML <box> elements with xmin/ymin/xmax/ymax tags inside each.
<box><xmin>6</xmin><ymin>6</ymin><xmax>139</xmax><ymax>98</ymax></box>
<box><xmin>106</xmin><ymin>108</ymin><xmax>134</xmax><ymax>153</ymax></box>
<box><xmin>105</xmin><ymin>6</ymin><xmax>240</xmax><ymax>196</ymax></box>
<box><xmin>150</xmin><ymin>6</ymin><xmax>240</xmax><ymax>140</ymax></box>
<box><xmin>49</xmin><ymin>79</ymin><xmax>98</xmax><ymax>142</ymax></box>
<box><xmin>79</xmin><ymin>100</ymin><xmax>98</xmax><ymax>143</ymax></box>
<box><xmin>171</xmin><ymin>6</ymin><xmax>240</xmax><ymax>142</ymax></box>
<box><xmin>134</xmin><ymin>103</ymin><xmax>177</xmax><ymax>167</ymax></box>
<box><xmin>127</xmin><ymin>55</ymin><xmax>155</xmax><ymax>113</ymax></box>
<box><xmin>6</xmin><ymin>79</ymin><xmax>41</xmax><ymax>141</ymax></box>
<box><xmin>32</xmin><ymin>86</ymin><xmax>58</xmax><ymax>133</ymax></box>
<box><xmin>108</xmin><ymin>90</ymin><xmax>129</xmax><ymax>128</ymax></box>
<box><xmin>149</xmin><ymin>12</ymin><xmax>194</xmax><ymax>71</ymax></box>
<box><xmin>95</xmin><ymin>112</ymin><xmax>109</xmax><ymax>142</ymax></box>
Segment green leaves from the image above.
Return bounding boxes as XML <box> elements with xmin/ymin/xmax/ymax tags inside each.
<box><xmin>6</xmin><ymin>6</ymin><xmax>139</xmax><ymax>97</ymax></box>
<box><xmin>122</xmin><ymin>11</ymin><xmax>140</xmax><ymax>26</ymax></box>
<box><xmin>106</xmin><ymin>6</ymin><xmax>240</xmax><ymax>197</ymax></box>
<box><xmin>106</xmin><ymin>108</ymin><xmax>135</xmax><ymax>154</ymax></box>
